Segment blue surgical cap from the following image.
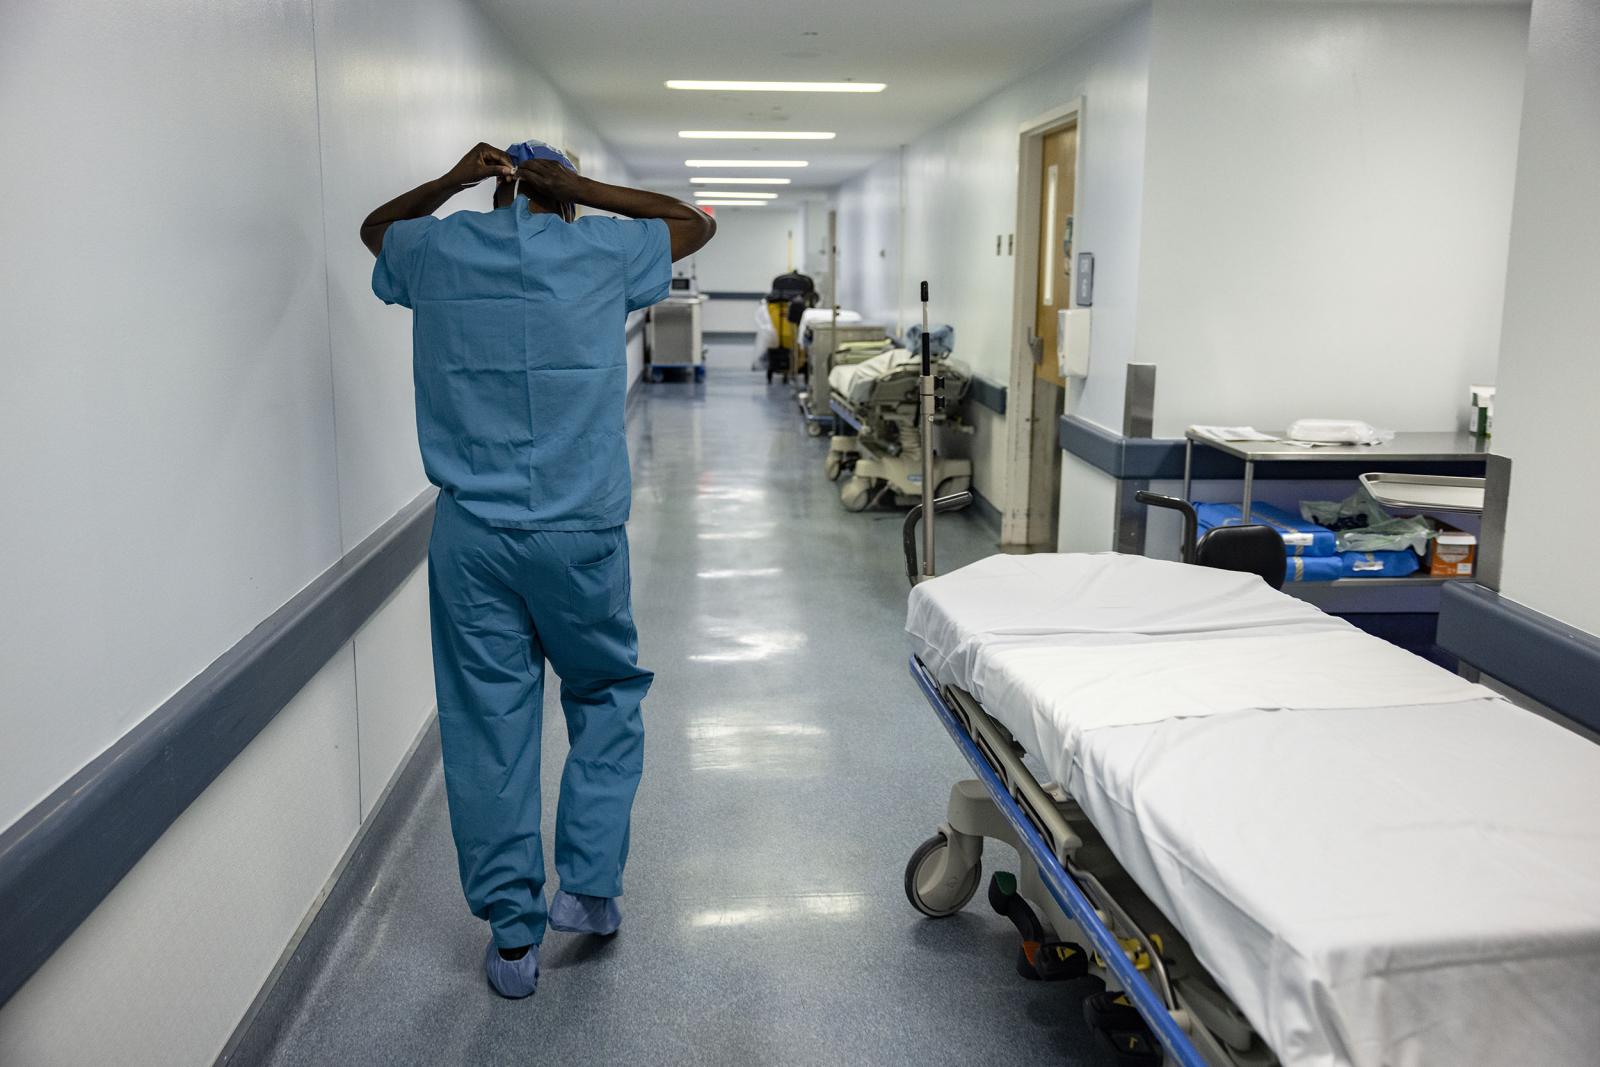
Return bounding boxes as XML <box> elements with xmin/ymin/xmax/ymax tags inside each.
<box><xmin>506</xmin><ymin>139</ymin><xmax>576</xmax><ymax>172</ymax></box>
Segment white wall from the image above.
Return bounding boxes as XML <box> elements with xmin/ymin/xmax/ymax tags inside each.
<box><xmin>0</xmin><ymin>0</ymin><xmax>630</xmax><ymax>1061</ymax></box>
<box><xmin>1492</xmin><ymin>0</ymin><xmax>1600</xmax><ymax>635</ymax></box>
<box><xmin>689</xmin><ymin>205</ymin><xmax>802</xmax><ymax>291</ymax></box>
<box><xmin>835</xmin><ymin>7</ymin><xmax>1155</xmax><ymax>508</ymax></box>
<box><xmin>1134</xmin><ymin>0</ymin><xmax>1530</xmax><ymax>437</ymax></box>
<box><xmin>836</xmin><ymin>149</ymin><xmax>907</xmax><ymax>336</ymax></box>
<box><xmin>684</xmin><ymin>205</ymin><xmax>804</xmax><ymax>333</ymax></box>
<box><xmin>0</xmin><ymin>0</ymin><xmax>338</xmax><ymax>837</ymax></box>
<box><xmin>832</xmin><ymin>1</ymin><xmax>1529</xmax><ymax>547</ymax></box>
<box><xmin>0</xmin><ymin>649</ymin><xmax>362</xmax><ymax>1067</ymax></box>
<box><xmin>797</xmin><ymin>196</ymin><xmax>834</xmax><ymax>281</ymax></box>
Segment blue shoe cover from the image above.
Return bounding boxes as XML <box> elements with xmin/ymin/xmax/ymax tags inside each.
<box><xmin>484</xmin><ymin>941</ymin><xmax>540</xmax><ymax>999</ymax></box>
<box><xmin>548</xmin><ymin>890</ymin><xmax>621</xmax><ymax>936</ymax></box>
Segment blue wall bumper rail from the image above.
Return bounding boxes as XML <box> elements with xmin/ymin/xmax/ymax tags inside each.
<box><xmin>1438</xmin><ymin>582</ymin><xmax>1600</xmax><ymax>736</ymax></box>
<box><xmin>910</xmin><ymin>655</ymin><xmax>1212</xmax><ymax>1067</ymax></box>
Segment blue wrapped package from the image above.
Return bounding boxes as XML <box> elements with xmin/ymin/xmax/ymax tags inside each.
<box><xmin>1340</xmin><ymin>549</ymin><xmax>1421</xmax><ymax>579</ymax></box>
<box><xmin>1194</xmin><ymin>502</ymin><xmax>1338</xmax><ymax>557</ymax></box>
<box><xmin>1283</xmin><ymin>556</ymin><xmax>1345</xmax><ymax>582</ymax></box>
<box><xmin>1279</xmin><ymin>550</ymin><xmax>1421</xmax><ymax>582</ymax></box>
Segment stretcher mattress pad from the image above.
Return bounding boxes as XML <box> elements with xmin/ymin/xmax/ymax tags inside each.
<box><xmin>828</xmin><ymin>350</ymin><xmax>971</xmax><ymax>405</ymax></box>
<box><xmin>906</xmin><ymin>553</ymin><xmax>1600</xmax><ymax>1067</ymax></box>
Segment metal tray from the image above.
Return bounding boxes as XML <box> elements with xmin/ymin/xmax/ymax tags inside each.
<box><xmin>1358</xmin><ymin>472</ymin><xmax>1485</xmax><ymax>513</ymax></box>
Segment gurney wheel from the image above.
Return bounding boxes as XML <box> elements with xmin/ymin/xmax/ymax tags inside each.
<box><xmin>904</xmin><ymin>831</ymin><xmax>982</xmax><ymax>918</ymax></box>
<box><xmin>806</xmin><ymin>420</ymin><xmax>824</xmax><ymax>437</ymax></box>
<box><xmin>824</xmin><ymin>451</ymin><xmax>844</xmax><ymax>481</ymax></box>
<box><xmin>840</xmin><ymin>475</ymin><xmax>875</xmax><ymax>512</ymax></box>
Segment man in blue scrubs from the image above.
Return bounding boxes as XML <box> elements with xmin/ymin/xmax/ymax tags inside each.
<box><xmin>360</xmin><ymin>141</ymin><xmax>714</xmax><ymax>999</ymax></box>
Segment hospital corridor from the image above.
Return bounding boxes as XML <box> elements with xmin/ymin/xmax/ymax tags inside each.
<box><xmin>3</xmin><ymin>2</ymin><xmax>1599</xmax><ymax>1066</ymax></box>
<box><xmin>229</xmin><ymin>347</ymin><xmax>1030</xmax><ymax>1065</ymax></box>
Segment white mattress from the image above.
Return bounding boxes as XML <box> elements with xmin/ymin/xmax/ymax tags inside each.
<box><xmin>907</xmin><ymin>553</ymin><xmax>1600</xmax><ymax>1067</ymax></box>
<box><xmin>828</xmin><ymin>347</ymin><xmax>916</xmax><ymax>403</ymax></box>
<box><xmin>829</xmin><ymin>351</ymin><xmax>971</xmax><ymax>405</ymax></box>
<box><xmin>798</xmin><ymin>307</ymin><xmax>862</xmax><ymax>339</ymax></box>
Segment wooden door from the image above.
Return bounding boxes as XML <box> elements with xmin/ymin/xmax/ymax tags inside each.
<box><xmin>1033</xmin><ymin>125</ymin><xmax>1077</xmax><ymax>388</ymax></box>
<box><xmin>1024</xmin><ymin>122</ymin><xmax>1077</xmax><ymax>547</ymax></box>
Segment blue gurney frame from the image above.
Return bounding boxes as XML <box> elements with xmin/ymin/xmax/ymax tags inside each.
<box><xmin>898</xmin><ymin>286</ymin><xmax>1251</xmax><ymax>1064</ymax></box>
<box><xmin>908</xmin><ymin>655</ymin><xmax>1215</xmax><ymax>1067</ymax></box>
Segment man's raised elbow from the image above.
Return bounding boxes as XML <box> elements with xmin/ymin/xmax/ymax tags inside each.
<box><xmin>688</xmin><ymin>212</ymin><xmax>716</xmax><ymax>255</ymax></box>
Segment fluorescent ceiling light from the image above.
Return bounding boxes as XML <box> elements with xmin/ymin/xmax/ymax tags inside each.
<box><xmin>667</xmin><ymin>80</ymin><xmax>885</xmax><ymax>93</ymax></box>
<box><xmin>679</xmin><ymin>130</ymin><xmax>835</xmax><ymax>140</ymax></box>
<box><xmin>694</xmin><ymin>191</ymin><xmax>778</xmax><ymax>199</ymax></box>
<box><xmin>696</xmin><ymin>200</ymin><xmax>768</xmax><ymax>206</ymax></box>
<box><xmin>685</xmin><ymin>159</ymin><xmax>808</xmax><ymax>168</ymax></box>
<box><xmin>689</xmin><ymin>176</ymin><xmax>790</xmax><ymax>185</ymax></box>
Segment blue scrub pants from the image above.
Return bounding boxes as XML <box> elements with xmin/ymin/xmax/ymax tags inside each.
<box><xmin>428</xmin><ymin>492</ymin><xmax>651</xmax><ymax>949</ymax></box>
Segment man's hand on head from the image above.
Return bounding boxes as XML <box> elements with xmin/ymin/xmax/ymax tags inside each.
<box><xmin>442</xmin><ymin>143</ymin><xmax>516</xmax><ymax>191</ymax></box>
<box><xmin>361</xmin><ymin>143</ymin><xmax>515</xmax><ymax>256</ymax></box>
<box><xmin>515</xmin><ymin>160</ymin><xmax>586</xmax><ymax>206</ymax></box>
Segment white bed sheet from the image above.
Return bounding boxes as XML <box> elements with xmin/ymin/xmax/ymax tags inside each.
<box><xmin>798</xmin><ymin>307</ymin><xmax>862</xmax><ymax>339</ymax></box>
<box><xmin>829</xmin><ymin>348</ymin><xmax>916</xmax><ymax>403</ymax></box>
<box><xmin>906</xmin><ymin>553</ymin><xmax>1600</xmax><ymax>1067</ymax></box>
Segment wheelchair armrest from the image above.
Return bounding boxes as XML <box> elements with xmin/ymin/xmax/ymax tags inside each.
<box><xmin>1135</xmin><ymin>491</ymin><xmax>1199</xmax><ymax>564</ymax></box>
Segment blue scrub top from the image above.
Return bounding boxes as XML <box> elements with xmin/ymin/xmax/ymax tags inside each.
<box><xmin>373</xmin><ymin>199</ymin><xmax>670</xmax><ymax>530</ymax></box>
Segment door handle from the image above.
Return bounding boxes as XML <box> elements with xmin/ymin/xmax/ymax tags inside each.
<box><xmin>1026</xmin><ymin>330</ymin><xmax>1044</xmax><ymax>364</ymax></box>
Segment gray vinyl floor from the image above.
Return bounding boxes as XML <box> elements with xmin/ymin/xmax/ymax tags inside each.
<box><xmin>235</xmin><ymin>344</ymin><xmax>1114</xmax><ymax>1066</ymax></box>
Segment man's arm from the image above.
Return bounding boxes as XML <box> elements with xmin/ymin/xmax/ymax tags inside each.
<box><xmin>360</xmin><ymin>143</ymin><xmax>515</xmax><ymax>257</ymax></box>
<box><xmin>515</xmin><ymin>161</ymin><xmax>716</xmax><ymax>260</ymax></box>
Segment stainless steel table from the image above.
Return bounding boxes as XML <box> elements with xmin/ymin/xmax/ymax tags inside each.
<box><xmin>1182</xmin><ymin>430</ymin><xmax>1490</xmax><ymax>522</ymax></box>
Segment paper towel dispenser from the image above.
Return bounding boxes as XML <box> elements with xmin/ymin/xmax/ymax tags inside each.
<box><xmin>1057</xmin><ymin>308</ymin><xmax>1091</xmax><ymax>379</ymax></box>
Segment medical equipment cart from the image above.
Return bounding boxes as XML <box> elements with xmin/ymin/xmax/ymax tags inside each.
<box><xmin>1181</xmin><ymin>430</ymin><xmax>1491</xmax><ymax>596</ymax></box>
<box><xmin>645</xmin><ymin>288</ymin><xmax>706</xmax><ymax>382</ymax></box>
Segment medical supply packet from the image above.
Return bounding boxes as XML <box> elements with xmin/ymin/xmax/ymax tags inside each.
<box><xmin>1189</xmin><ymin>425</ymin><xmax>1278</xmax><ymax>443</ymax></box>
<box><xmin>1340</xmin><ymin>549</ymin><xmax>1421</xmax><ymax>578</ymax></box>
<box><xmin>1195</xmin><ymin>502</ymin><xmax>1338</xmax><ymax>557</ymax></box>
<box><xmin>1302</xmin><ymin>493</ymin><xmax>1436</xmax><ymax>554</ymax></box>
<box><xmin>1285</xmin><ymin>418</ymin><xmax>1395</xmax><ymax>446</ymax></box>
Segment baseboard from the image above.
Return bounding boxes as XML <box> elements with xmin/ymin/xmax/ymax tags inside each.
<box><xmin>626</xmin><ymin>370</ymin><xmax>645</xmax><ymax>414</ymax></box>
<box><xmin>215</xmin><ymin>713</ymin><xmax>442</xmax><ymax>1065</ymax></box>
<box><xmin>969</xmin><ymin>486</ymin><xmax>1002</xmax><ymax>534</ymax></box>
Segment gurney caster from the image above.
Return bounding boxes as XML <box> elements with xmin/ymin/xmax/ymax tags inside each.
<box><xmin>903</xmin><ymin>827</ymin><xmax>983</xmax><ymax>918</ymax></box>
<box><xmin>840</xmin><ymin>475</ymin><xmax>880</xmax><ymax>512</ymax></box>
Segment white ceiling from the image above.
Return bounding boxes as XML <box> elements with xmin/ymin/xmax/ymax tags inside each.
<box><xmin>476</xmin><ymin>0</ymin><xmax>1144</xmax><ymax>197</ymax></box>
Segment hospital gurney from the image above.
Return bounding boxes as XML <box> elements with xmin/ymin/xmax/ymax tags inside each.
<box><xmin>825</xmin><ymin>341</ymin><xmax>973</xmax><ymax>511</ymax></box>
<box><xmin>901</xmin><ymin>487</ymin><xmax>1600</xmax><ymax>1064</ymax></box>
<box><xmin>794</xmin><ymin>312</ymin><xmax>891</xmax><ymax>436</ymax></box>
